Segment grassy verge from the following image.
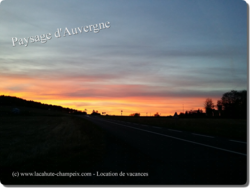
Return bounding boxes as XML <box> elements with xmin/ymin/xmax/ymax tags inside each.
<box><xmin>0</xmin><ymin>114</ymin><xmax>105</xmax><ymax>184</ymax></box>
<box><xmin>103</xmin><ymin>116</ymin><xmax>247</xmax><ymax>141</ymax></box>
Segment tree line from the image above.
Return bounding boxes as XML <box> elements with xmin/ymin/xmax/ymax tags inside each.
<box><xmin>128</xmin><ymin>90</ymin><xmax>247</xmax><ymax>119</ymax></box>
<box><xmin>204</xmin><ymin>90</ymin><xmax>247</xmax><ymax>118</ymax></box>
<box><xmin>3</xmin><ymin>89</ymin><xmax>246</xmax><ymax>118</ymax></box>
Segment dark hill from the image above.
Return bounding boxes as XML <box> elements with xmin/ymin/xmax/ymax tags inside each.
<box><xmin>0</xmin><ymin>95</ymin><xmax>86</xmax><ymax>115</ymax></box>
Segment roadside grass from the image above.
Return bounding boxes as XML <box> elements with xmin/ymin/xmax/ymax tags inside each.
<box><xmin>103</xmin><ymin>116</ymin><xmax>247</xmax><ymax>141</ymax></box>
<box><xmin>0</xmin><ymin>114</ymin><xmax>105</xmax><ymax>184</ymax></box>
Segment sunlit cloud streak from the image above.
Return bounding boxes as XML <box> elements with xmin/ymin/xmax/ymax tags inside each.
<box><xmin>0</xmin><ymin>0</ymin><xmax>247</xmax><ymax>115</ymax></box>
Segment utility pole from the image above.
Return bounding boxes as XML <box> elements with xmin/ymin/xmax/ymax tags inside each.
<box><xmin>121</xmin><ymin>110</ymin><xmax>123</xmax><ymax>116</ymax></box>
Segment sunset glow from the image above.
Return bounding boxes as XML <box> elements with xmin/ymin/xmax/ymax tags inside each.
<box><xmin>0</xmin><ymin>0</ymin><xmax>247</xmax><ymax>116</ymax></box>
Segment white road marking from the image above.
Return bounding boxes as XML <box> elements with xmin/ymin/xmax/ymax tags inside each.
<box><xmin>168</xmin><ymin>129</ymin><xmax>182</xmax><ymax>132</ymax></box>
<box><xmin>192</xmin><ymin>133</ymin><xmax>214</xmax><ymax>138</ymax></box>
<box><xmin>99</xmin><ymin>119</ymin><xmax>246</xmax><ymax>156</ymax></box>
<box><xmin>229</xmin><ymin>140</ymin><xmax>246</xmax><ymax>144</ymax></box>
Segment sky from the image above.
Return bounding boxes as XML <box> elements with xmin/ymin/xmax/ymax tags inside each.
<box><xmin>0</xmin><ymin>0</ymin><xmax>248</xmax><ymax>116</ymax></box>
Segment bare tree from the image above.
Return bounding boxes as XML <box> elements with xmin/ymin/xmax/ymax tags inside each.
<box><xmin>217</xmin><ymin>100</ymin><xmax>223</xmax><ymax>111</ymax></box>
<box><xmin>204</xmin><ymin>98</ymin><xmax>214</xmax><ymax>116</ymax></box>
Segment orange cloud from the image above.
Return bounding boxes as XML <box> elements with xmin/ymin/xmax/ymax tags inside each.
<box><xmin>0</xmin><ymin>74</ymin><xmax>221</xmax><ymax>116</ymax></box>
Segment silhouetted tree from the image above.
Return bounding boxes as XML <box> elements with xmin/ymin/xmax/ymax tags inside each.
<box><xmin>130</xmin><ymin>113</ymin><xmax>140</xmax><ymax>117</ymax></box>
<box><xmin>217</xmin><ymin>100</ymin><xmax>223</xmax><ymax>111</ymax></box>
<box><xmin>204</xmin><ymin>98</ymin><xmax>214</xmax><ymax>117</ymax></box>
<box><xmin>216</xmin><ymin>99</ymin><xmax>223</xmax><ymax>116</ymax></box>
<box><xmin>197</xmin><ymin>109</ymin><xmax>203</xmax><ymax>114</ymax></box>
<box><xmin>91</xmin><ymin>110</ymin><xmax>101</xmax><ymax>116</ymax></box>
<box><xmin>154</xmin><ymin>112</ymin><xmax>160</xmax><ymax>117</ymax></box>
<box><xmin>221</xmin><ymin>90</ymin><xmax>247</xmax><ymax>118</ymax></box>
<box><xmin>179</xmin><ymin>112</ymin><xmax>185</xmax><ymax>118</ymax></box>
<box><xmin>173</xmin><ymin>112</ymin><xmax>178</xmax><ymax>119</ymax></box>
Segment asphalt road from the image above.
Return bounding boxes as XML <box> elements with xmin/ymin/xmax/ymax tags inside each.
<box><xmin>83</xmin><ymin>115</ymin><xmax>247</xmax><ymax>185</ymax></box>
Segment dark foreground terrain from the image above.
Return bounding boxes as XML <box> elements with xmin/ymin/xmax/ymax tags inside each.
<box><xmin>82</xmin><ymin>115</ymin><xmax>247</xmax><ymax>185</ymax></box>
<box><xmin>1</xmin><ymin>114</ymin><xmax>247</xmax><ymax>185</ymax></box>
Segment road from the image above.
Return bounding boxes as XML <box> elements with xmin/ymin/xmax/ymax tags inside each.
<box><xmin>82</xmin><ymin>115</ymin><xmax>247</xmax><ymax>185</ymax></box>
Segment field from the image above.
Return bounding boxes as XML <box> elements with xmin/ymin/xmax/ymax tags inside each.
<box><xmin>103</xmin><ymin>116</ymin><xmax>247</xmax><ymax>141</ymax></box>
<box><xmin>0</xmin><ymin>103</ymin><xmax>247</xmax><ymax>184</ymax></box>
<box><xmin>0</xmin><ymin>111</ymin><xmax>105</xmax><ymax>184</ymax></box>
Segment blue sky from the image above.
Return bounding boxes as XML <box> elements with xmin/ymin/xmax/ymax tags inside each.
<box><xmin>0</xmin><ymin>0</ymin><xmax>248</xmax><ymax>115</ymax></box>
